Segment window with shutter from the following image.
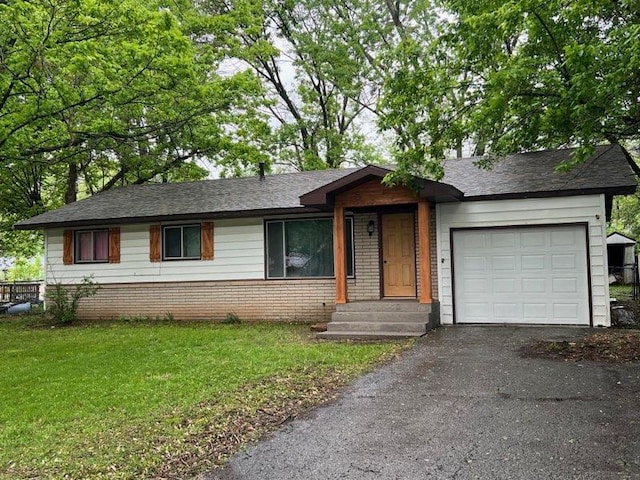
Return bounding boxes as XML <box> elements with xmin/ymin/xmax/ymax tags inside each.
<box><xmin>150</xmin><ymin>223</ymin><xmax>214</xmax><ymax>262</ymax></box>
<box><xmin>70</xmin><ymin>229</ymin><xmax>110</xmax><ymax>263</ymax></box>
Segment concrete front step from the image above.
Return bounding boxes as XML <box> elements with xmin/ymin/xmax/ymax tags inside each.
<box><xmin>336</xmin><ymin>300</ymin><xmax>432</xmax><ymax>313</ymax></box>
<box><xmin>331</xmin><ymin>311</ymin><xmax>430</xmax><ymax>324</ymax></box>
<box><xmin>317</xmin><ymin>330</ymin><xmax>426</xmax><ymax>340</ymax></box>
<box><xmin>326</xmin><ymin>321</ymin><xmax>428</xmax><ymax>334</ymax></box>
<box><xmin>318</xmin><ymin>300</ymin><xmax>439</xmax><ymax>340</ymax></box>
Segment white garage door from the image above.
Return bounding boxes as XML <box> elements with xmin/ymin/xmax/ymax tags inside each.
<box><xmin>453</xmin><ymin>225</ymin><xmax>590</xmax><ymax>325</ymax></box>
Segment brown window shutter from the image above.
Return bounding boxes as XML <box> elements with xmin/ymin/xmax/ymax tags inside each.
<box><xmin>149</xmin><ymin>225</ymin><xmax>161</xmax><ymax>262</ymax></box>
<box><xmin>63</xmin><ymin>230</ymin><xmax>74</xmax><ymax>265</ymax></box>
<box><xmin>201</xmin><ymin>222</ymin><xmax>214</xmax><ymax>260</ymax></box>
<box><xmin>109</xmin><ymin>227</ymin><xmax>121</xmax><ymax>263</ymax></box>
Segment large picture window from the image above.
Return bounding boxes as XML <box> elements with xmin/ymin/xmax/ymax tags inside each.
<box><xmin>75</xmin><ymin>230</ymin><xmax>109</xmax><ymax>263</ymax></box>
<box><xmin>163</xmin><ymin>225</ymin><xmax>201</xmax><ymax>260</ymax></box>
<box><xmin>266</xmin><ymin>218</ymin><xmax>354</xmax><ymax>278</ymax></box>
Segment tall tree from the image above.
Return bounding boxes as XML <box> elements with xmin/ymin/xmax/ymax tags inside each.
<box><xmin>206</xmin><ymin>0</ymin><xmax>410</xmax><ymax>173</ymax></box>
<box><xmin>379</xmin><ymin>0</ymin><xmax>640</xmax><ymax>178</ymax></box>
<box><xmin>0</xmin><ymin>0</ymin><xmax>267</xmax><ymax>255</ymax></box>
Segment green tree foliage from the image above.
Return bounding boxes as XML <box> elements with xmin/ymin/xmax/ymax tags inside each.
<box><xmin>379</xmin><ymin>0</ymin><xmax>640</xmax><ymax>178</ymax></box>
<box><xmin>209</xmin><ymin>0</ymin><xmax>402</xmax><ymax>173</ymax></box>
<box><xmin>609</xmin><ymin>144</ymin><xmax>640</xmax><ymax>240</ymax></box>
<box><xmin>6</xmin><ymin>257</ymin><xmax>43</xmax><ymax>281</ymax></box>
<box><xmin>610</xmin><ymin>194</ymin><xmax>640</xmax><ymax>240</ymax></box>
<box><xmin>0</xmin><ymin>0</ymin><xmax>268</xmax><ymax>256</ymax></box>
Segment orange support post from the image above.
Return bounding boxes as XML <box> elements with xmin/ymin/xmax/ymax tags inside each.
<box><xmin>418</xmin><ymin>200</ymin><xmax>433</xmax><ymax>304</ymax></box>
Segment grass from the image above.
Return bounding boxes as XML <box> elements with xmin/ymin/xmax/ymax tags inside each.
<box><xmin>0</xmin><ymin>316</ymin><xmax>411</xmax><ymax>479</ymax></box>
<box><xmin>610</xmin><ymin>283</ymin><xmax>634</xmax><ymax>300</ymax></box>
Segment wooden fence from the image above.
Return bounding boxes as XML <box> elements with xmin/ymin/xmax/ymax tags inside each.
<box><xmin>0</xmin><ymin>282</ymin><xmax>42</xmax><ymax>304</ymax></box>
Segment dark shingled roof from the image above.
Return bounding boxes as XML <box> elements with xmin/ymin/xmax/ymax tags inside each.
<box><xmin>16</xmin><ymin>168</ymin><xmax>358</xmax><ymax>229</ymax></box>
<box><xmin>442</xmin><ymin>144</ymin><xmax>638</xmax><ymax>199</ymax></box>
<box><xmin>16</xmin><ymin>144</ymin><xmax>637</xmax><ymax>229</ymax></box>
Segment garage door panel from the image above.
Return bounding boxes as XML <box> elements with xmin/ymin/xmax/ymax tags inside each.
<box><xmin>491</xmin><ymin>232</ymin><xmax>516</xmax><ymax>248</ymax></box>
<box><xmin>551</xmin><ymin>229</ymin><xmax>578</xmax><ymax>246</ymax></box>
<box><xmin>464</xmin><ymin>233</ymin><xmax>486</xmax><ymax>248</ymax></box>
<box><xmin>521</xmin><ymin>231</ymin><xmax>546</xmax><ymax>247</ymax></box>
<box><xmin>522</xmin><ymin>255</ymin><xmax>545</xmax><ymax>270</ymax></box>
<box><xmin>552</xmin><ymin>277</ymin><xmax>578</xmax><ymax>293</ymax></box>
<box><xmin>463</xmin><ymin>278</ymin><xmax>488</xmax><ymax>293</ymax></box>
<box><xmin>462</xmin><ymin>256</ymin><xmax>486</xmax><ymax>270</ymax></box>
<box><xmin>493</xmin><ymin>278</ymin><xmax>517</xmax><ymax>293</ymax></box>
<box><xmin>494</xmin><ymin>303</ymin><xmax>519</xmax><ymax>319</ymax></box>
<box><xmin>492</xmin><ymin>256</ymin><xmax>516</xmax><ymax>270</ymax></box>
<box><xmin>522</xmin><ymin>278</ymin><xmax>546</xmax><ymax>293</ymax></box>
<box><xmin>553</xmin><ymin>303</ymin><xmax>579</xmax><ymax>320</ymax></box>
<box><xmin>551</xmin><ymin>254</ymin><xmax>577</xmax><ymax>270</ymax></box>
<box><xmin>523</xmin><ymin>303</ymin><xmax>548</xmax><ymax>321</ymax></box>
<box><xmin>453</xmin><ymin>225</ymin><xmax>589</xmax><ymax>325</ymax></box>
<box><xmin>464</xmin><ymin>303</ymin><xmax>490</xmax><ymax>322</ymax></box>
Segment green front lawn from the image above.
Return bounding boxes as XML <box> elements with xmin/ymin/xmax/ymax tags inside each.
<box><xmin>0</xmin><ymin>318</ymin><xmax>410</xmax><ymax>479</ymax></box>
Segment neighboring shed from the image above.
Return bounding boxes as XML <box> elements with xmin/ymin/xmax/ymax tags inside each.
<box><xmin>607</xmin><ymin>232</ymin><xmax>637</xmax><ymax>284</ymax></box>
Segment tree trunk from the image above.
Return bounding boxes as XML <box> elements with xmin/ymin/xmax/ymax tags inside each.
<box><xmin>65</xmin><ymin>162</ymin><xmax>78</xmax><ymax>204</ymax></box>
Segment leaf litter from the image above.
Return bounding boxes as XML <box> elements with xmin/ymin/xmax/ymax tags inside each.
<box><xmin>521</xmin><ymin>331</ymin><xmax>640</xmax><ymax>363</ymax></box>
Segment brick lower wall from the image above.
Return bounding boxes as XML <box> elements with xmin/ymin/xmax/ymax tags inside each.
<box><xmin>72</xmin><ymin>279</ymin><xmax>338</xmax><ymax>322</ymax></box>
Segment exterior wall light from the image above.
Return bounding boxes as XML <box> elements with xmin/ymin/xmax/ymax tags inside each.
<box><xmin>367</xmin><ymin>220</ymin><xmax>375</xmax><ymax>237</ymax></box>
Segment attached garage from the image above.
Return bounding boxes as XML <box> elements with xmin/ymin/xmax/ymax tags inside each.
<box><xmin>452</xmin><ymin>225</ymin><xmax>590</xmax><ymax>325</ymax></box>
<box><xmin>437</xmin><ymin>194</ymin><xmax>614</xmax><ymax>327</ymax></box>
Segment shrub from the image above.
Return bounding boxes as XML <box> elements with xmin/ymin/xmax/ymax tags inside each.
<box><xmin>45</xmin><ymin>276</ymin><xmax>100</xmax><ymax>324</ymax></box>
<box><xmin>222</xmin><ymin>312</ymin><xmax>241</xmax><ymax>324</ymax></box>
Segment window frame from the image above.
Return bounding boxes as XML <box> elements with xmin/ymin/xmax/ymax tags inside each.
<box><xmin>265</xmin><ymin>217</ymin><xmax>355</xmax><ymax>280</ymax></box>
<box><xmin>74</xmin><ymin>229</ymin><xmax>109</xmax><ymax>264</ymax></box>
<box><xmin>162</xmin><ymin>224</ymin><xmax>202</xmax><ymax>261</ymax></box>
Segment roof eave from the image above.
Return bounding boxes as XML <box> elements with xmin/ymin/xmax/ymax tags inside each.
<box><xmin>14</xmin><ymin>206</ymin><xmax>326</xmax><ymax>230</ymax></box>
<box><xmin>459</xmin><ymin>185</ymin><xmax>637</xmax><ymax>202</ymax></box>
<box><xmin>418</xmin><ymin>182</ymin><xmax>464</xmax><ymax>203</ymax></box>
<box><xmin>620</xmin><ymin>146</ymin><xmax>640</xmax><ymax>177</ymax></box>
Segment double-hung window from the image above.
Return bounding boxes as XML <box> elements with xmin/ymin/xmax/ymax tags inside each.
<box><xmin>75</xmin><ymin>230</ymin><xmax>109</xmax><ymax>263</ymax></box>
<box><xmin>163</xmin><ymin>225</ymin><xmax>201</xmax><ymax>260</ymax></box>
<box><xmin>266</xmin><ymin>218</ymin><xmax>354</xmax><ymax>278</ymax></box>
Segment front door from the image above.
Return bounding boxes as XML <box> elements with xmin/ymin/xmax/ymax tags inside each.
<box><xmin>382</xmin><ymin>213</ymin><xmax>417</xmax><ymax>297</ymax></box>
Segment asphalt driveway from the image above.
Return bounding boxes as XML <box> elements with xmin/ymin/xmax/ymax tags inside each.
<box><xmin>206</xmin><ymin>326</ymin><xmax>640</xmax><ymax>480</ymax></box>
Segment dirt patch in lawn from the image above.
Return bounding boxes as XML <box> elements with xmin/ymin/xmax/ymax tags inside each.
<box><xmin>521</xmin><ymin>331</ymin><xmax>640</xmax><ymax>363</ymax></box>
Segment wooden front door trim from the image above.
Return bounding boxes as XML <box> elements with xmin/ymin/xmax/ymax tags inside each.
<box><xmin>381</xmin><ymin>212</ymin><xmax>417</xmax><ymax>298</ymax></box>
<box><xmin>331</xmin><ymin>179</ymin><xmax>432</xmax><ymax>304</ymax></box>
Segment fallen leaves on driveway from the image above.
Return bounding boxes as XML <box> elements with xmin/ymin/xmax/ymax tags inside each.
<box><xmin>521</xmin><ymin>331</ymin><xmax>640</xmax><ymax>363</ymax></box>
